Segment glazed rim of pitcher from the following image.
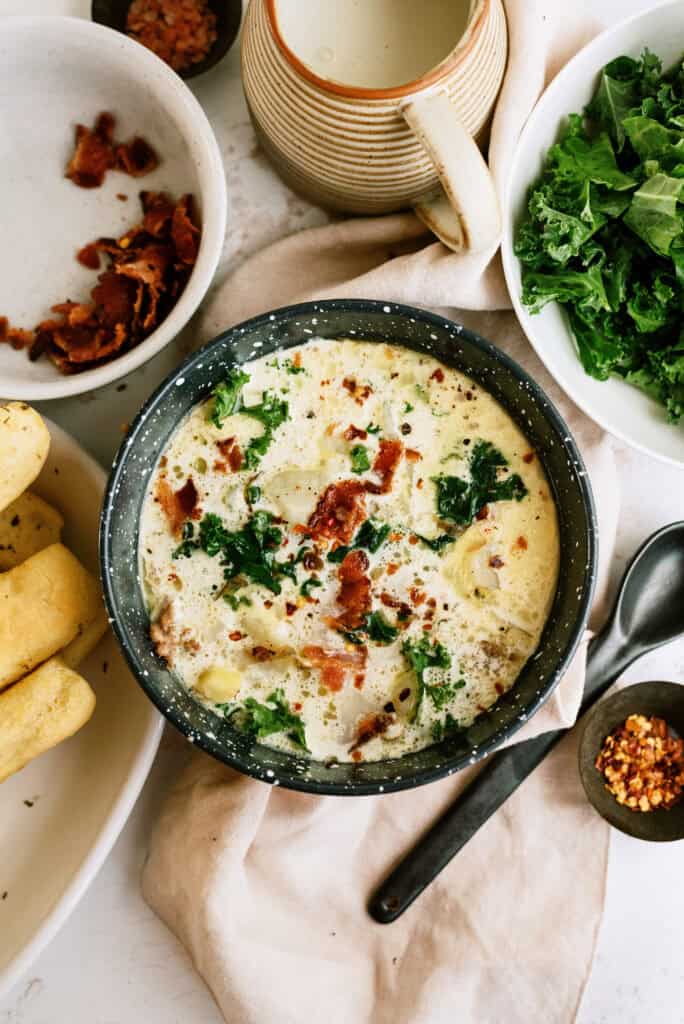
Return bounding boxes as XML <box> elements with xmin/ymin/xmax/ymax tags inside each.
<box><xmin>265</xmin><ymin>0</ymin><xmax>492</xmax><ymax>100</ymax></box>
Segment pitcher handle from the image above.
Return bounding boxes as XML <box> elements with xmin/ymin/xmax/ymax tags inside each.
<box><xmin>402</xmin><ymin>90</ymin><xmax>500</xmax><ymax>253</ymax></box>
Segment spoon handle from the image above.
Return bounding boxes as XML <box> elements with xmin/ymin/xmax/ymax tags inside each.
<box><xmin>368</xmin><ymin>632</ymin><xmax>629</xmax><ymax>924</ymax></box>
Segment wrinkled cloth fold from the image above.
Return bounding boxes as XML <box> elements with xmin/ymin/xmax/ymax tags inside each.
<box><xmin>144</xmin><ymin>3</ymin><xmax>617</xmax><ymax>1022</ymax></box>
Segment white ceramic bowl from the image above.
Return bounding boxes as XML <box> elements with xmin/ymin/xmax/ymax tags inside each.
<box><xmin>502</xmin><ymin>1</ymin><xmax>684</xmax><ymax>467</ymax></box>
<box><xmin>0</xmin><ymin>15</ymin><xmax>226</xmax><ymax>402</ymax></box>
<box><xmin>0</xmin><ymin>417</ymin><xmax>163</xmax><ymax>997</ymax></box>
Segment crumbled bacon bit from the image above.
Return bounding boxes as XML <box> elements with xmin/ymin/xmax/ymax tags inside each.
<box><xmin>77</xmin><ymin>243</ymin><xmax>101</xmax><ymax>270</ymax></box>
<box><xmin>429</xmin><ymin>367</ymin><xmax>444</xmax><ymax>383</ymax></box>
<box><xmin>422</xmin><ymin>623</ymin><xmax>433</xmax><ymax>631</ymax></box>
<box><xmin>117</xmin><ymin>193</ymin><xmax>128</xmax><ymax>201</ymax></box>
<box><xmin>404</xmin><ymin>448</ymin><xmax>421</xmax><ymax>462</ymax></box>
<box><xmin>475</xmin><ymin>505</ymin><xmax>489</xmax><ymax>521</ymax></box>
<box><xmin>307</xmin><ymin>480</ymin><xmax>366</xmax><ymax>545</ymax></box>
<box><xmin>65</xmin><ymin>111</ymin><xmax>158</xmax><ymax>189</ymax></box>
<box><xmin>229</xmin><ymin>631</ymin><xmax>244</xmax><ymax>641</ymax></box>
<box><xmin>0</xmin><ymin>317</ymin><xmax>33</xmax><ymax>350</ymax></box>
<box><xmin>522</xmin><ymin>451</ymin><xmax>535</xmax><ymax>464</ymax></box>
<box><xmin>343</xmin><ymin>424</ymin><xmax>367</xmax><ymax>441</ymax></box>
<box><xmin>251</xmin><ymin>646</ymin><xmax>276</xmax><ymax>662</ymax></box>
<box><xmin>351</xmin><ymin>750</ymin><xmax>363</xmax><ymax>762</ymax></box>
<box><xmin>342</xmin><ymin>377</ymin><xmax>373</xmax><ymax>405</ymax></box>
<box><xmin>365</xmin><ymin>439</ymin><xmax>402</xmax><ymax>495</ymax></box>
<box><xmin>495</xmin><ymin>682</ymin><xmax>505</xmax><ymax>696</ymax></box>
<box><xmin>408</xmin><ymin>535</ymin><xmax>419</xmax><ymax>545</ymax></box>
<box><xmin>489</xmin><ymin>555</ymin><xmax>505</xmax><ymax>569</ymax></box>
<box><xmin>335</xmin><ymin>549</ymin><xmax>371</xmax><ymax>630</ymax></box>
<box><xmin>156</xmin><ymin>475</ymin><xmax>198</xmax><ymax>536</ymax></box>
<box><xmin>285</xmin><ymin>602</ymin><xmax>298</xmax><ymax>617</ymax></box>
<box><xmin>350</xmin><ymin>712</ymin><xmax>393</xmax><ymax>751</ymax></box>
<box><xmin>386</xmin><ymin>562</ymin><xmax>400</xmax><ymax>576</ymax></box>
<box><xmin>150</xmin><ymin>599</ymin><xmax>175</xmax><ymax>665</ymax></box>
<box><xmin>65</xmin><ymin>112</ymin><xmax>116</xmax><ymax>188</ymax></box>
<box><xmin>115</xmin><ymin>137</ymin><xmax>159</xmax><ymax>177</ymax></box>
<box><xmin>379</xmin><ymin>591</ymin><xmax>412</xmax><ymax>622</ymax></box>
<box><xmin>514</xmin><ymin>535</ymin><xmax>528</xmax><ymax>551</ymax></box>
<box><xmin>399</xmin><ymin>687</ymin><xmax>411</xmax><ymax>702</ymax></box>
<box><xmin>354</xmin><ymin>674</ymin><xmax>365</xmax><ymax>690</ymax></box>
<box><xmin>20</xmin><ymin>190</ymin><xmax>200</xmax><ymax>374</ymax></box>
<box><xmin>301</xmin><ymin>645</ymin><xmax>367</xmax><ymax>692</ymax></box>
<box><xmin>409</xmin><ymin>587</ymin><xmax>426</xmax><ymax>606</ymax></box>
<box><xmin>126</xmin><ymin>0</ymin><xmax>218</xmax><ymax>73</ymax></box>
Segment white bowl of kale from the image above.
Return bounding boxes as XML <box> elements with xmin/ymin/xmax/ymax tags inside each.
<box><xmin>502</xmin><ymin>1</ymin><xmax>684</xmax><ymax>466</ymax></box>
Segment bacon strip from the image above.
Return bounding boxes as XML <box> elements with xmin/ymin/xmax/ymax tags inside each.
<box><xmin>335</xmin><ymin>549</ymin><xmax>371</xmax><ymax>630</ymax></box>
<box><xmin>300</xmin><ymin>645</ymin><xmax>367</xmax><ymax>692</ymax></box>
<box><xmin>307</xmin><ymin>480</ymin><xmax>366</xmax><ymax>545</ymax></box>
<box><xmin>156</xmin><ymin>476</ymin><xmax>198</xmax><ymax>536</ymax></box>
<box><xmin>364</xmin><ymin>439</ymin><xmax>403</xmax><ymax>495</ymax></box>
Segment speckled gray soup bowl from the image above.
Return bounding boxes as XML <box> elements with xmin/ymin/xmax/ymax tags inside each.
<box><xmin>101</xmin><ymin>300</ymin><xmax>598</xmax><ymax>795</ymax></box>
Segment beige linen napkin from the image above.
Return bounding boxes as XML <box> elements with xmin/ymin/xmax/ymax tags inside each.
<box><xmin>144</xmin><ymin>3</ymin><xmax>618</xmax><ymax>1021</ymax></box>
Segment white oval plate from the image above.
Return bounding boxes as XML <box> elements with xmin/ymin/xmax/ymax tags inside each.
<box><xmin>502</xmin><ymin>0</ymin><xmax>684</xmax><ymax>467</ymax></box>
<box><xmin>0</xmin><ymin>417</ymin><xmax>162</xmax><ymax>997</ymax></box>
<box><xmin>0</xmin><ymin>15</ymin><xmax>226</xmax><ymax>401</ymax></box>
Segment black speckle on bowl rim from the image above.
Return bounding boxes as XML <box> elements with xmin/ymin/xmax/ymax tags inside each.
<box><xmin>100</xmin><ymin>299</ymin><xmax>598</xmax><ymax>796</ymax></box>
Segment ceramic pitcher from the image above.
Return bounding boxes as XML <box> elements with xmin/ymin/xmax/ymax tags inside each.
<box><xmin>241</xmin><ymin>0</ymin><xmax>507</xmax><ymax>251</ymax></box>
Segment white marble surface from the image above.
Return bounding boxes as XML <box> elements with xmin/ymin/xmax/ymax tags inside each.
<box><xmin>2</xmin><ymin>1</ymin><xmax>684</xmax><ymax>1022</ymax></box>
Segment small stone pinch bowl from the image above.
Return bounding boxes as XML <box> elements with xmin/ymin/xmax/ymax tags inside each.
<box><xmin>92</xmin><ymin>0</ymin><xmax>242</xmax><ymax>79</ymax></box>
<box><xmin>578</xmin><ymin>681</ymin><xmax>684</xmax><ymax>841</ymax></box>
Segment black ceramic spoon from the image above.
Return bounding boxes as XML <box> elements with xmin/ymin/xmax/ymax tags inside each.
<box><xmin>369</xmin><ymin>521</ymin><xmax>684</xmax><ymax>923</ymax></box>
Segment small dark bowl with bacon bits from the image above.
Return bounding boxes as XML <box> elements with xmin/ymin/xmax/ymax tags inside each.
<box><xmin>92</xmin><ymin>0</ymin><xmax>242</xmax><ymax>79</ymax></box>
<box><xmin>579</xmin><ymin>681</ymin><xmax>684</xmax><ymax>841</ymax></box>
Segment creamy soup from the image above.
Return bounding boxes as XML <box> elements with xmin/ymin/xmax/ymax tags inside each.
<box><xmin>274</xmin><ymin>0</ymin><xmax>472</xmax><ymax>90</ymax></box>
<box><xmin>140</xmin><ymin>340</ymin><xmax>559</xmax><ymax>763</ymax></box>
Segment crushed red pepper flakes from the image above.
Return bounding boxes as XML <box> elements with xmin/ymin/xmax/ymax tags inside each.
<box><xmin>126</xmin><ymin>0</ymin><xmax>218</xmax><ymax>73</ymax></box>
<box><xmin>596</xmin><ymin>714</ymin><xmax>684</xmax><ymax>812</ymax></box>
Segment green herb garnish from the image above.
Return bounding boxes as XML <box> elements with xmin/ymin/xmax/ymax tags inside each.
<box><xmin>433</xmin><ymin>441</ymin><xmax>527</xmax><ymax>526</ymax></box>
<box><xmin>243</xmin><ymin>392</ymin><xmax>290</xmax><ymax>470</ymax></box>
<box><xmin>300</xmin><ymin>576</ymin><xmax>322</xmax><ymax>598</ymax></box>
<box><xmin>414</xmin><ymin>532</ymin><xmax>454</xmax><ymax>553</ymax></box>
<box><xmin>431</xmin><ymin>712</ymin><xmax>462</xmax><ymax>743</ymax></box>
<box><xmin>350</xmin><ymin>444</ymin><xmax>371</xmax><ymax>474</ymax></box>
<box><xmin>425</xmin><ymin>677</ymin><xmax>466</xmax><ymax>710</ymax></box>
<box><xmin>365</xmin><ymin>611</ymin><xmax>399</xmax><ymax>645</ymax></box>
<box><xmin>283</xmin><ymin>358</ymin><xmax>306</xmax><ymax>375</ymax></box>
<box><xmin>515</xmin><ymin>49</ymin><xmax>684</xmax><ymax>422</ymax></box>
<box><xmin>402</xmin><ymin>637</ymin><xmax>451</xmax><ymax>721</ymax></box>
<box><xmin>403</xmin><ymin>401</ymin><xmax>414</xmax><ymax>414</ymax></box>
<box><xmin>366</xmin><ymin>422</ymin><xmax>381</xmax><ymax>434</ymax></box>
<box><xmin>246</xmin><ymin>484</ymin><xmax>261</xmax><ymax>504</ymax></box>
<box><xmin>230</xmin><ymin>689</ymin><xmax>308</xmax><ymax>752</ymax></box>
<box><xmin>174</xmin><ymin>510</ymin><xmax>298</xmax><ymax>596</ymax></box>
<box><xmin>338</xmin><ymin>610</ymin><xmax>399</xmax><ymax>647</ymax></box>
<box><xmin>209</xmin><ymin>368</ymin><xmax>249</xmax><ymax>427</ymax></box>
<box><xmin>326</xmin><ymin>518</ymin><xmax>392</xmax><ymax>563</ymax></box>
<box><xmin>209</xmin><ymin>370</ymin><xmax>289</xmax><ymax>469</ymax></box>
